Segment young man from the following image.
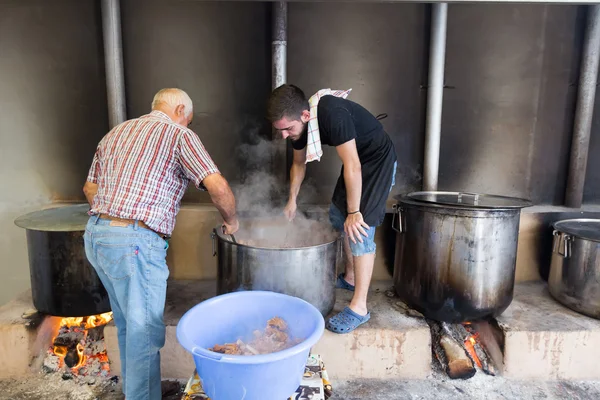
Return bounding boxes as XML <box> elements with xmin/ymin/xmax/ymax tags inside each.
<box><xmin>267</xmin><ymin>84</ymin><xmax>397</xmax><ymax>334</ymax></box>
<box><xmin>83</xmin><ymin>88</ymin><xmax>238</xmax><ymax>399</ymax></box>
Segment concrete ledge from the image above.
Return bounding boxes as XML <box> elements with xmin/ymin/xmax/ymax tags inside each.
<box><xmin>312</xmin><ymin>282</ymin><xmax>431</xmax><ymax>380</ymax></box>
<box><xmin>105</xmin><ymin>280</ymin><xmax>432</xmax><ymax>380</ymax></box>
<box><xmin>498</xmin><ymin>281</ymin><xmax>600</xmax><ymax>380</ymax></box>
<box><xmin>0</xmin><ymin>290</ymin><xmax>40</xmax><ymax>378</ymax></box>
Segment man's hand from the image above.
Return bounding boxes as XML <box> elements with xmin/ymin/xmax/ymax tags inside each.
<box><xmin>344</xmin><ymin>212</ymin><xmax>370</xmax><ymax>244</ymax></box>
<box><xmin>284</xmin><ymin>200</ymin><xmax>297</xmax><ymax>221</ymax></box>
<box><xmin>223</xmin><ymin>218</ymin><xmax>239</xmax><ymax>235</ymax></box>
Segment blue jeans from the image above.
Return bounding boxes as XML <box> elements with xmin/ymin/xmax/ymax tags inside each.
<box><xmin>329</xmin><ymin>161</ymin><xmax>397</xmax><ymax>257</ymax></box>
<box><xmin>83</xmin><ymin>215</ymin><xmax>169</xmax><ymax>400</ymax></box>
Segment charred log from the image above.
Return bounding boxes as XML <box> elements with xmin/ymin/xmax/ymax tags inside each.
<box><xmin>64</xmin><ymin>348</ymin><xmax>80</xmax><ymax>368</ymax></box>
<box><xmin>87</xmin><ymin>325</ymin><xmax>105</xmax><ymax>342</ymax></box>
<box><xmin>469</xmin><ymin>321</ymin><xmax>504</xmax><ymax>376</ymax></box>
<box><xmin>53</xmin><ymin>330</ymin><xmax>85</xmax><ymax>348</ymax></box>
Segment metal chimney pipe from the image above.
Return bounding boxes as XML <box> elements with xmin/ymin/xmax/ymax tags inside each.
<box><xmin>272</xmin><ymin>2</ymin><xmax>288</xmax><ymax>187</ymax></box>
<box><xmin>272</xmin><ymin>2</ymin><xmax>287</xmax><ymax>89</ymax></box>
<box><xmin>101</xmin><ymin>0</ymin><xmax>127</xmax><ymax>128</ymax></box>
<box><xmin>565</xmin><ymin>5</ymin><xmax>600</xmax><ymax>208</ymax></box>
<box><xmin>423</xmin><ymin>3</ymin><xmax>448</xmax><ymax>191</ymax></box>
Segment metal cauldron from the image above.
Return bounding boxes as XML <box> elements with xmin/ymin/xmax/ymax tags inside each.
<box><xmin>392</xmin><ymin>191</ymin><xmax>532</xmax><ymax>322</ymax></box>
<box><xmin>14</xmin><ymin>204</ymin><xmax>111</xmax><ymax>317</ymax></box>
<box><xmin>549</xmin><ymin>219</ymin><xmax>600</xmax><ymax>319</ymax></box>
<box><xmin>212</xmin><ymin>218</ymin><xmax>341</xmax><ymax>316</ymax></box>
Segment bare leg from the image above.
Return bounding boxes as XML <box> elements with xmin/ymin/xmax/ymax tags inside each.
<box><xmin>348</xmin><ymin>253</ymin><xmax>376</xmax><ymax>316</ymax></box>
<box><xmin>342</xmin><ymin>236</ymin><xmax>355</xmax><ymax>285</ymax></box>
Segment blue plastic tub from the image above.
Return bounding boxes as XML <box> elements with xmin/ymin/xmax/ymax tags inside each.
<box><xmin>176</xmin><ymin>291</ymin><xmax>325</xmax><ymax>400</ymax></box>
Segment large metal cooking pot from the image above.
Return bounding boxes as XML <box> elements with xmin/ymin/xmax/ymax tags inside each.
<box><xmin>212</xmin><ymin>218</ymin><xmax>341</xmax><ymax>316</ymax></box>
<box><xmin>549</xmin><ymin>219</ymin><xmax>600</xmax><ymax>319</ymax></box>
<box><xmin>392</xmin><ymin>191</ymin><xmax>532</xmax><ymax>322</ymax></box>
<box><xmin>14</xmin><ymin>204</ymin><xmax>111</xmax><ymax>317</ymax></box>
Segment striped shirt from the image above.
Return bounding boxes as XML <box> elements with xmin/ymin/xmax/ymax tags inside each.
<box><xmin>87</xmin><ymin>110</ymin><xmax>219</xmax><ymax>235</ymax></box>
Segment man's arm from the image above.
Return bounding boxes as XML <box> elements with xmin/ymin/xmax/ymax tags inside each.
<box><xmin>178</xmin><ymin>130</ymin><xmax>239</xmax><ymax>234</ymax></box>
<box><xmin>335</xmin><ymin>139</ymin><xmax>369</xmax><ymax>244</ymax></box>
<box><xmin>84</xmin><ymin>150</ymin><xmax>101</xmax><ymax>207</ymax></box>
<box><xmin>83</xmin><ymin>181</ymin><xmax>98</xmax><ymax>206</ymax></box>
<box><xmin>284</xmin><ymin>148</ymin><xmax>307</xmax><ymax>220</ymax></box>
<box><xmin>202</xmin><ymin>173</ymin><xmax>239</xmax><ymax>234</ymax></box>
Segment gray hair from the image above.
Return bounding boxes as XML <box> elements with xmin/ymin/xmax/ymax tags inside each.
<box><xmin>151</xmin><ymin>88</ymin><xmax>193</xmax><ymax>117</ymax></box>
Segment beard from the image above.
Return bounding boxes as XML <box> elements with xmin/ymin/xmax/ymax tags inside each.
<box><xmin>290</xmin><ymin>122</ymin><xmax>308</xmax><ymax>142</ymax></box>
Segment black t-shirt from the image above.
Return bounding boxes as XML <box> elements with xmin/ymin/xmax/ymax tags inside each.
<box><xmin>292</xmin><ymin>95</ymin><xmax>397</xmax><ymax>226</ymax></box>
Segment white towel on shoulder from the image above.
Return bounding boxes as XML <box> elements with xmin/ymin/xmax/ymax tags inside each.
<box><xmin>305</xmin><ymin>88</ymin><xmax>352</xmax><ymax>163</ymax></box>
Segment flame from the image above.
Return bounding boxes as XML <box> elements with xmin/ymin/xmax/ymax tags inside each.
<box><xmin>53</xmin><ymin>345</ymin><xmax>67</xmax><ymax>357</ymax></box>
<box><xmin>464</xmin><ymin>334</ymin><xmax>482</xmax><ymax>368</ymax></box>
<box><xmin>58</xmin><ymin>312</ymin><xmax>113</xmax><ymax>330</ymax></box>
<box><xmin>73</xmin><ymin>343</ymin><xmax>86</xmax><ymax>369</ymax></box>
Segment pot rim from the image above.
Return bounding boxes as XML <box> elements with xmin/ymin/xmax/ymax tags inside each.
<box><xmin>394</xmin><ymin>191</ymin><xmax>532</xmax><ymax>210</ymax></box>
<box><xmin>395</xmin><ymin>194</ymin><xmax>528</xmax><ymax>212</ymax></box>
<box><xmin>552</xmin><ymin>218</ymin><xmax>600</xmax><ymax>243</ymax></box>
<box><xmin>213</xmin><ymin>224</ymin><xmax>341</xmax><ymax>251</ymax></box>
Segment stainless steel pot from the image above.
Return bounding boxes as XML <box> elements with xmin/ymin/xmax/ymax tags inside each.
<box><xmin>549</xmin><ymin>219</ymin><xmax>600</xmax><ymax>319</ymax></box>
<box><xmin>392</xmin><ymin>191</ymin><xmax>532</xmax><ymax>322</ymax></box>
<box><xmin>212</xmin><ymin>219</ymin><xmax>341</xmax><ymax>316</ymax></box>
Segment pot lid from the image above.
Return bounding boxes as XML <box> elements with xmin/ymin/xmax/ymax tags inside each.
<box><xmin>14</xmin><ymin>204</ymin><xmax>91</xmax><ymax>232</ymax></box>
<box><xmin>553</xmin><ymin>219</ymin><xmax>600</xmax><ymax>242</ymax></box>
<box><xmin>401</xmin><ymin>191</ymin><xmax>532</xmax><ymax>209</ymax></box>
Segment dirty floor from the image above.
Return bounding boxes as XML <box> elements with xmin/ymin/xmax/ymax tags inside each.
<box><xmin>3</xmin><ymin>371</ymin><xmax>600</xmax><ymax>400</ymax></box>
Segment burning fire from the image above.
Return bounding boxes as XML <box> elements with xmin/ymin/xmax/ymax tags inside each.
<box><xmin>51</xmin><ymin>312</ymin><xmax>113</xmax><ymax>373</ymax></box>
<box><xmin>462</xmin><ymin>322</ymin><xmax>483</xmax><ymax>369</ymax></box>
<box><xmin>58</xmin><ymin>312</ymin><xmax>113</xmax><ymax>330</ymax></box>
<box><xmin>463</xmin><ymin>334</ymin><xmax>482</xmax><ymax>368</ymax></box>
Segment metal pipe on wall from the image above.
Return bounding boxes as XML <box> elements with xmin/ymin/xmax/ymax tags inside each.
<box><xmin>423</xmin><ymin>3</ymin><xmax>448</xmax><ymax>192</ymax></box>
<box><xmin>565</xmin><ymin>5</ymin><xmax>600</xmax><ymax>208</ymax></box>
<box><xmin>272</xmin><ymin>2</ymin><xmax>288</xmax><ymax>187</ymax></box>
<box><xmin>101</xmin><ymin>0</ymin><xmax>127</xmax><ymax>128</ymax></box>
<box><xmin>272</xmin><ymin>2</ymin><xmax>287</xmax><ymax>89</ymax></box>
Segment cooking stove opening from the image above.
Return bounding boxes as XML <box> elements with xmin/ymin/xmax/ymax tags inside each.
<box><xmin>43</xmin><ymin>312</ymin><xmax>114</xmax><ymax>380</ymax></box>
<box><xmin>429</xmin><ymin>319</ymin><xmax>504</xmax><ymax>380</ymax></box>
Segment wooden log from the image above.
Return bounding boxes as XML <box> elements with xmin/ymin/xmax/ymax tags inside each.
<box><xmin>472</xmin><ymin>321</ymin><xmax>504</xmax><ymax>376</ymax></box>
<box><xmin>429</xmin><ymin>321</ymin><xmax>476</xmax><ymax>380</ymax></box>
<box><xmin>439</xmin><ymin>335</ymin><xmax>476</xmax><ymax>379</ymax></box>
<box><xmin>87</xmin><ymin>325</ymin><xmax>105</xmax><ymax>342</ymax></box>
<box><xmin>459</xmin><ymin>322</ymin><xmax>500</xmax><ymax>376</ymax></box>
<box><xmin>440</xmin><ymin>321</ymin><xmax>501</xmax><ymax>376</ymax></box>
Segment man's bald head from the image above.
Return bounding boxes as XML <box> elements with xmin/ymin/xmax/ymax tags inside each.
<box><xmin>151</xmin><ymin>88</ymin><xmax>194</xmax><ymax>127</ymax></box>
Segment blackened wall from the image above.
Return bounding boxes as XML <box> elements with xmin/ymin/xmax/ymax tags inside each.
<box><xmin>120</xmin><ymin>0</ymin><xmax>272</xmax><ymax>203</ymax></box>
<box><xmin>0</xmin><ymin>0</ymin><xmax>107</xmax><ymax>305</ymax></box>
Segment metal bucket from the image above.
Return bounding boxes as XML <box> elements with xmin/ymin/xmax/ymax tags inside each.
<box><xmin>14</xmin><ymin>204</ymin><xmax>111</xmax><ymax>317</ymax></box>
<box><xmin>549</xmin><ymin>219</ymin><xmax>600</xmax><ymax>319</ymax></box>
<box><xmin>392</xmin><ymin>191</ymin><xmax>531</xmax><ymax>322</ymax></box>
<box><xmin>212</xmin><ymin>218</ymin><xmax>341</xmax><ymax>317</ymax></box>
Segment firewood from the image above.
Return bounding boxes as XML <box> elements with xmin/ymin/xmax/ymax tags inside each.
<box><xmin>439</xmin><ymin>335</ymin><xmax>476</xmax><ymax>379</ymax></box>
<box><xmin>87</xmin><ymin>325</ymin><xmax>105</xmax><ymax>342</ymax></box>
<box><xmin>429</xmin><ymin>321</ymin><xmax>476</xmax><ymax>380</ymax></box>
<box><xmin>472</xmin><ymin>321</ymin><xmax>504</xmax><ymax>376</ymax></box>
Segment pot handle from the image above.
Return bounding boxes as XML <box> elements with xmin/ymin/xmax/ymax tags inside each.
<box><xmin>392</xmin><ymin>205</ymin><xmax>404</xmax><ymax>233</ymax></box>
<box><xmin>211</xmin><ymin>230</ymin><xmax>217</xmax><ymax>257</ymax></box>
<box><xmin>457</xmin><ymin>192</ymin><xmax>481</xmax><ymax>206</ymax></box>
<box><xmin>552</xmin><ymin>230</ymin><xmax>571</xmax><ymax>258</ymax></box>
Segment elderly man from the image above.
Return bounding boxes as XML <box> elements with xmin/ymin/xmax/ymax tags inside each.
<box><xmin>83</xmin><ymin>88</ymin><xmax>238</xmax><ymax>400</ymax></box>
<box><xmin>267</xmin><ymin>84</ymin><xmax>397</xmax><ymax>334</ymax></box>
